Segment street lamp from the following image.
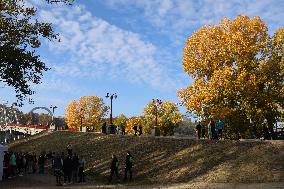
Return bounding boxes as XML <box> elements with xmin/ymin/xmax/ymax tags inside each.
<box><xmin>152</xmin><ymin>99</ymin><xmax>162</xmax><ymax>136</ymax></box>
<box><xmin>50</xmin><ymin>105</ymin><xmax>57</xmax><ymax>129</ymax></box>
<box><xmin>105</xmin><ymin>93</ymin><xmax>117</xmax><ymax>125</ymax></box>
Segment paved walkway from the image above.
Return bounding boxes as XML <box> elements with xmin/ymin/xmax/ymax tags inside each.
<box><xmin>1</xmin><ymin>174</ymin><xmax>283</xmax><ymax>189</ymax></box>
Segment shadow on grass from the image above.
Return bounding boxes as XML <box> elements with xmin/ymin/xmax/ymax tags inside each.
<box><xmin>9</xmin><ymin>131</ymin><xmax>284</xmax><ymax>186</ymax></box>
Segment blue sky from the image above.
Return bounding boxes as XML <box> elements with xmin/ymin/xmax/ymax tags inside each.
<box><xmin>1</xmin><ymin>0</ymin><xmax>284</xmax><ymax>118</ymax></box>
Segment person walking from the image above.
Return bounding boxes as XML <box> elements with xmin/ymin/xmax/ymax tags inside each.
<box><xmin>109</xmin><ymin>154</ymin><xmax>119</xmax><ymax>182</ymax></box>
<box><xmin>195</xmin><ymin>122</ymin><xmax>201</xmax><ymax>139</ymax></box>
<box><xmin>124</xmin><ymin>151</ymin><xmax>133</xmax><ymax>182</ymax></box>
<box><xmin>54</xmin><ymin>153</ymin><xmax>63</xmax><ymax>186</ymax></box>
<box><xmin>78</xmin><ymin>156</ymin><xmax>86</xmax><ymax>183</ymax></box>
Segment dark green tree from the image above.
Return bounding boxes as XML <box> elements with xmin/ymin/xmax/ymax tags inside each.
<box><xmin>0</xmin><ymin>0</ymin><xmax>73</xmax><ymax>106</ymax></box>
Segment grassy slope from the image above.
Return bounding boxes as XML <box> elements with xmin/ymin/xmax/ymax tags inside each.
<box><xmin>8</xmin><ymin>131</ymin><xmax>284</xmax><ymax>184</ymax></box>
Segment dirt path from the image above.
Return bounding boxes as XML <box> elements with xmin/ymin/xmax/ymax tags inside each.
<box><xmin>1</xmin><ymin>174</ymin><xmax>283</xmax><ymax>189</ymax></box>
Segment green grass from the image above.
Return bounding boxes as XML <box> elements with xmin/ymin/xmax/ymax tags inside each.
<box><xmin>8</xmin><ymin>131</ymin><xmax>284</xmax><ymax>185</ymax></box>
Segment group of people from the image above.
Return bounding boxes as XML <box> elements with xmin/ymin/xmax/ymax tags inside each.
<box><xmin>2</xmin><ymin>144</ymin><xmax>135</xmax><ymax>186</ymax></box>
<box><xmin>101</xmin><ymin>122</ymin><xmax>143</xmax><ymax>136</ymax></box>
<box><xmin>195</xmin><ymin>119</ymin><xmax>225</xmax><ymax>140</ymax></box>
<box><xmin>2</xmin><ymin>144</ymin><xmax>86</xmax><ymax>186</ymax></box>
<box><xmin>3</xmin><ymin>151</ymin><xmax>43</xmax><ymax>179</ymax></box>
<box><xmin>53</xmin><ymin>144</ymin><xmax>86</xmax><ymax>186</ymax></box>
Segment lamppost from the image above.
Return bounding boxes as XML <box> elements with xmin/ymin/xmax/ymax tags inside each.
<box><xmin>50</xmin><ymin>105</ymin><xmax>57</xmax><ymax>129</ymax></box>
<box><xmin>152</xmin><ymin>99</ymin><xmax>162</xmax><ymax>136</ymax></box>
<box><xmin>105</xmin><ymin>93</ymin><xmax>117</xmax><ymax>125</ymax></box>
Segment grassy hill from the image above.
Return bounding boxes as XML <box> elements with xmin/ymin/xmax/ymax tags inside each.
<box><xmin>8</xmin><ymin>131</ymin><xmax>284</xmax><ymax>185</ymax></box>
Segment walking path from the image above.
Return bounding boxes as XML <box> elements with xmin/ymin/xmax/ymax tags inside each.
<box><xmin>1</xmin><ymin>174</ymin><xmax>283</xmax><ymax>189</ymax></box>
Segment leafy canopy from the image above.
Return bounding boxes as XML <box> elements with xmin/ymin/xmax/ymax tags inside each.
<box><xmin>0</xmin><ymin>0</ymin><xmax>59</xmax><ymax>105</ymax></box>
<box><xmin>178</xmin><ymin>15</ymin><xmax>283</xmax><ymax>138</ymax></box>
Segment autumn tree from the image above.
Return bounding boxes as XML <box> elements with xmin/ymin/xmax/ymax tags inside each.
<box><xmin>143</xmin><ymin>101</ymin><xmax>182</xmax><ymax>136</ymax></box>
<box><xmin>78</xmin><ymin>96</ymin><xmax>108</xmax><ymax>131</ymax></box>
<box><xmin>65</xmin><ymin>100</ymin><xmax>80</xmax><ymax>130</ymax></box>
<box><xmin>114</xmin><ymin>114</ymin><xmax>127</xmax><ymax>127</ymax></box>
<box><xmin>178</xmin><ymin>15</ymin><xmax>284</xmax><ymax>139</ymax></box>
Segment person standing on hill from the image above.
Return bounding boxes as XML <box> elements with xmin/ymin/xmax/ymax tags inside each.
<box><xmin>109</xmin><ymin>155</ymin><xmax>119</xmax><ymax>182</ymax></box>
<box><xmin>216</xmin><ymin>120</ymin><xmax>225</xmax><ymax>139</ymax></box>
<box><xmin>138</xmin><ymin>126</ymin><xmax>143</xmax><ymax>136</ymax></box>
<box><xmin>102</xmin><ymin>122</ymin><xmax>107</xmax><ymax>134</ymax></box>
<box><xmin>209</xmin><ymin>120</ymin><xmax>216</xmax><ymax>140</ymax></box>
<box><xmin>207</xmin><ymin>120</ymin><xmax>213</xmax><ymax>140</ymax></box>
<box><xmin>195</xmin><ymin>122</ymin><xmax>201</xmax><ymax>139</ymax></box>
<box><xmin>124</xmin><ymin>151</ymin><xmax>133</xmax><ymax>182</ymax></box>
<box><xmin>133</xmin><ymin>126</ymin><xmax>138</xmax><ymax>136</ymax></box>
<box><xmin>120</xmin><ymin>123</ymin><xmax>126</xmax><ymax>135</ymax></box>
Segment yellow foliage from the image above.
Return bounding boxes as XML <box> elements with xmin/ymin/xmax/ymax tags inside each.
<box><xmin>65</xmin><ymin>96</ymin><xmax>108</xmax><ymax>131</ymax></box>
<box><xmin>178</xmin><ymin>15</ymin><xmax>284</xmax><ymax>133</ymax></box>
<box><xmin>126</xmin><ymin>116</ymin><xmax>144</xmax><ymax>134</ymax></box>
<box><xmin>143</xmin><ymin>100</ymin><xmax>182</xmax><ymax>135</ymax></box>
<box><xmin>65</xmin><ymin>100</ymin><xmax>80</xmax><ymax>130</ymax></box>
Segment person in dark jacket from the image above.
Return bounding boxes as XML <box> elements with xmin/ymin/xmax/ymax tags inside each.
<box><xmin>138</xmin><ymin>126</ymin><xmax>143</xmax><ymax>136</ymax></box>
<box><xmin>54</xmin><ymin>153</ymin><xmax>63</xmax><ymax>186</ymax></box>
<box><xmin>72</xmin><ymin>153</ymin><xmax>79</xmax><ymax>183</ymax></box>
<box><xmin>109</xmin><ymin>154</ymin><xmax>119</xmax><ymax>182</ymax></box>
<box><xmin>195</xmin><ymin>122</ymin><xmax>201</xmax><ymax>139</ymax></box>
<box><xmin>124</xmin><ymin>151</ymin><xmax>133</xmax><ymax>181</ymax></box>
<box><xmin>210</xmin><ymin>120</ymin><xmax>216</xmax><ymax>140</ymax></box>
<box><xmin>63</xmin><ymin>155</ymin><xmax>72</xmax><ymax>184</ymax></box>
<box><xmin>102</xmin><ymin>122</ymin><xmax>107</xmax><ymax>134</ymax></box>
<box><xmin>133</xmin><ymin>126</ymin><xmax>138</xmax><ymax>136</ymax></box>
<box><xmin>38</xmin><ymin>153</ymin><xmax>46</xmax><ymax>174</ymax></box>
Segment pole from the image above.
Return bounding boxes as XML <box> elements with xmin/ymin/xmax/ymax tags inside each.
<box><xmin>155</xmin><ymin>105</ymin><xmax>158</xmax><ymax>127</ymax></box>
<box><xmin>80</xmin><ymin>115</ymin><xmax>82</xmax><ymax>132</ymax></box>
<box><xmin>110</xmin><ymin>96</ymin><xmax>113</xmax><ymax>125</ymax></box>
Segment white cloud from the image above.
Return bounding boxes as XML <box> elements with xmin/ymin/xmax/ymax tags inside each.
<box><xmin>104</xmin><ymin>0</ymin><xmax>284</xmax><ymax>40</ymax></box>
<box><xmin>37</xmin><ymin>4</ymin><xmax>182</xmax><ymax>91</ymax></box>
